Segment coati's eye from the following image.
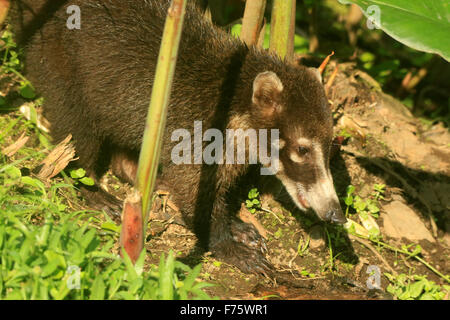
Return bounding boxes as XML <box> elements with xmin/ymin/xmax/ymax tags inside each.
<box><xmin>298</xmin><ymin>146</ymin><xmax>310</xmax><ymax>156</ymax></box>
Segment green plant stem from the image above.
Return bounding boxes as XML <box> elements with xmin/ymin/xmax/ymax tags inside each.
<box><xmin>325</xmin><ymin>227</ymin><xmax>334</xmax><ymax>271</ymax></box>
<box><xmin>4</xmin><ymin>67</ymin><xmax>33</xmax><ymax>87</ymax></box>
<box><xmin>240</xmin><ymin>0</ymin><xmax>266</xmax><ymax>46</ymax></box>
<box><xmin>136</xmin><ymin>0</ymin><xmax>187</xmax><ymax>219</ymax></box>
<box><xmin>351</xmin><ymin>232</ymin><xmax>450</xmax><ymax>283</ymax></box>
<box><xmin>269</xmin><ymin>0</ymin><xmax>295</xmax><ymax>61</ymax></box>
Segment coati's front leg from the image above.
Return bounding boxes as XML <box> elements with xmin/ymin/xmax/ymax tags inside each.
<box><xmin>207</xmin><ymin>165</ymin><xmax>272</xmax><ymax>275</ymax></box>
<box><xmin>81</xmin><ymin>148</ymin><xmax>138</xmax><ymax>221</ymax></box>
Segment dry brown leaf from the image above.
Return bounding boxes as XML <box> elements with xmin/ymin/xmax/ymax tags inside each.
<box><xmin>318</xmin><ymin>51</ymin><xmax>334</xmax><ymax>75</ymax></box>
<box><xmin>37</xmin><ymin>134</ymin><xmax>76</xmax><ymax>180</ymax></box>
<box><xmin>1</xmin><ymin>132</ymin><xmax>29</xmax><ymax>157</ymax></box>
<box><xmin>119</xmin><ymin>189</ymin><xmax>143</xmax><ymax>264</ymax></box>
<box><xmin>338</xmin><ymin>115</ymin><xmax>367</xmax><ymax>144</ymax></box>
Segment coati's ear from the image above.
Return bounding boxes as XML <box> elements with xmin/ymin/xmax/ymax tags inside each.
<box><xmin>308</xmin><ymin>67</ymin><xmax>322</xmax><ymax>83</ymax></box>
<box><xmin>252</xmin><ymin>71</ymin><xmax>283</xmax><ymax>116</ymax></box>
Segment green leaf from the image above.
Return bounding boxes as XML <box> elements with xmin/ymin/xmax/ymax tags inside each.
<box><xmin>21</xmin><ymin>176</ymin><xmax>46</xmax><ymax>193</ymax></box>
<box><xmin>80</xmin><ymin>229</ymin><xmax>97</xmax><ymax>250</ymax></box>
<box><xmin>419</xmin><ymin>292</ymin><xmax>435</xmax><ymax>300</ymax></box>
<box><xmin>159</xmin><ymin>252</ymin><xmax>175</xmax><ymax>300</ymax></box>
<box><xmin>122</xmin><ymin>249</ymin><xmax>138</xmax><ymax>282</ymax></box>
<box><xmin>19</xmin><ymin>83</ymin><xmax>36</xmax><ymax>99</ymax></box>
<box><xmin>339</xmin><ymin>0</ymin><xmax>450</xmax><ymax>61</ymax></box>
<box><xmin>5</xmin><ymin>166</ymin><xmax>22</xmax><ymax>180</ymax></box>
<box><xmin>398</xmin><ymin>290</ymin><xmax>411</xmax><ymax>300</ymax></box>
<box><xmin>344</xmin><ymin>196</ymin><xmax>353</xmax><ymax>206</ymax></box>
<box><xmin>134</xmin><ymin>250</ymin><xmax>147</xmax><ymax>277</ymax></box>
<box><xmin>70</xmin><ymin>168</ymin><xmax>86</xmax><ymax>179</ymax></box>
<box><xmin>79</xmin><ymin>177</ymin><xmax>95</xmax><ymax>186</ymax></box>
<box><xmin>41</xmin><ymin>260</ymin><xmax>59</xmax><ymax>278</ymax></box>
<box><xmin>183</xmin><ymin>264</ymin><xmax>202</xmax><ymax>291</ymax></box>
<box><xmin>353</xmin><ymin>196</ymin><xmax>366</xmax><ymax>211</ymax></box>
<box><xmin>231</xmin><ymin>24</ymin><xmax>242</xmax><ymax>38</ymax></box>
<box><xmin>367</xmin><ymin>201</ymin><xmax>379</xmax><ymax>214</ymax></box>
<box><xmin>101</xmin><ymin>222</ymin><xmax>120</xmax><ymax>233</ymax></box>
<box><xmin>409</xmin><ymin>280</ymin><xmax>426</xmax><ymax>298</ymax></box>
<box><xmin>409</xmin><ymin>244</ymin><xmax>422</xmax><ymax>257</ymax></box>
<box><xmin>90</xmin><ymin>276</ymin><xmax>106</xmax><ymax>300</ymax></box>
<box><xmin>346</xmin><ymin>185</ymin><xmax>355</xmax><ymax>196</ymax></box>
<box><xmin>248</xmin><ymin>188</ymin><xmax>259</xmax><ymax>199</ymax></box>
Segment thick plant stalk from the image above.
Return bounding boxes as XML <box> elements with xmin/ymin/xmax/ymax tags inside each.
<box><xmin>120</xmin><ymin>0</ymin><xmax>186</xmax><ymax>262</ymax></box>
<box><xmin>0</xmin><ymin>0</ymin><xmax>10</xmax><ymax>25</ymax></box>
<box><xmin>240</xmin><ymin>0</ymin><xmax>266</xmax><ymax>46</ymax></box>
<box><xmin>136</xmin><ymin>0</ymin><xmax>186</xmax><ymax>217</ymax></box>
<box><xmin>120</xmin><ymin>190</ymin><xmax>144</xmax><ymax>263</ymax></box>
<box><xmin>269</xmin><ymin>0</ymin><xmax>296</xmax><ymax>61</ymax></box>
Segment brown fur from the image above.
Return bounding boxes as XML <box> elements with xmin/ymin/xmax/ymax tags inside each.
<box><xmin>11</xmin><ymin>0</ymin><xmax>336</xmax><ymax>274</ymax></box>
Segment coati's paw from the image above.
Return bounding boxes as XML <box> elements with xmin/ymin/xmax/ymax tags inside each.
<box><xmin>211</xmin><ymin>221</ymin><xmax>272</xmax><ymax>276</ymax></box>
<box><xmin>230</xmin><ymin>219</ymin><xmax>268</xmax><ymax>254</ymax></box>
<box><xmin>81</xmin><ymin>186</ymin><xmax>123</xmax><ymax>221</ymax></box>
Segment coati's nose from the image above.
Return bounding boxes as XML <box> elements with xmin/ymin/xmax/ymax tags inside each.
<box><xmin>325</xmin><ymin>209</ymin><xmax>347</xmax><ymax>224</ymax></box>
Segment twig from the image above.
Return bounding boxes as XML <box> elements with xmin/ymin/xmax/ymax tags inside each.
<box><xmin>349</xmin><ymin>234</ymin><xmax>397</xmax><ymax>275</ymax></box>
<box><xmin>260</xmin><ymin>206</ymin><xmax>283</xmax><ymax>224</ymax></box>
<box><xmin>349</xmin><ymin>232</ymin><xmax>449</xmax><ymax>283</ymax></box>
<box><xmin>325</xmin><ymin>64</ymin><xmax>339</xmax><ymax>96</ymax></box>
<box><xmin>318</xmin><ymin>51</ymin><xmax>335</xmax><ymax>75</ymax></box>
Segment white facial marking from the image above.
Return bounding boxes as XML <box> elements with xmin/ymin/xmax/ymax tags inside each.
<box><xmin>304</xmin><ymin>143</ymin><xmax>339</xmax><ymax>212</ymax></box>
<box><xmin>297</xmin><ymin>137</ymin><xmax>311</xmax><ymax>146</ymax></box>
<box><xmin>276</xmin><ymin>173</ymin><xmax>307</xmax><ymax>210</ymax></box>
<box><xmin>277</xmin><ymin>140</ymin><xmax>340</xmax><ymax>219</ymax></box>
<box><xmin>289</xmin><ymin>152</ymin><xmax>303</xmax><ymax>163</ymax></box>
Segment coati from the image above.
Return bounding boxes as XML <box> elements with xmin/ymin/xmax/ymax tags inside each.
<box><xmin>11</xmin><ymin>0</ymin><xmax>346</xmax><ymax>274</ymax></box>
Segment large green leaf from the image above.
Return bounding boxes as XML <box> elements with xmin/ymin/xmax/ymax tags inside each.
<box><xmin>339</xmin><ymin>0</ymin><xmax>450</xmax><ymax>61</ymax></box>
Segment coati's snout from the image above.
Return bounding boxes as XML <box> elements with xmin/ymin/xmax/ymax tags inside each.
<box><xmin>251</xmin><ymin>69</ymin><xmax>346</xmax><ymax>225</ymax></box>
<box><xmin>275</xmin><ymin>147</ymin><xmax>347</xmax><ymax>225</ymax></box>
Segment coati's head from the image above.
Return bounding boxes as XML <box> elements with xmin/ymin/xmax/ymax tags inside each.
<box><xmin>250</xmin><ymin>67</ymin><xmax>346</xmax><ymax>224</ymax></box>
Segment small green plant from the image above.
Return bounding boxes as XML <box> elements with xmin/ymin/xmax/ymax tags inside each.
<box><xmin>0</xmin><ymin>142</ymin><xmax>213</xmax><ymax>300</ymax></box>
<box><xmin>343</xmin><ymin>184</ymin><xmax>384</xmax><ymax>238</ymax></box>
<box><xmin>1</xmin><ymin>30</ymin><xmax>20</xmax><ymax>70</ymax></box>
<box><xmin>1</xmin><ymin>29</ymin><xmax>35</xmax><ymax>100</ymax></box>
<box><xmin>245</xmin><ymin>188</ymin><xmax>261</xmax><ymax>213</ymax></box>
<box><xmin>69</xmin><ymin>168</ymin><xmax>95</xmax><ymax>186</ymax></box>
<box><xmin>296</xmin><ymin>236</ymin><xmax>310</xmax><ymax>257</ymax></box>
<box><xmin>372</xmin><ymin>183</ymin><xmax>386</xmax><ymax>201</ymax></box>
<box><xmin>337</xmin><ymin>128</ymin><xmax>353</xmax><ymax>139</ymax></box>
<box><xmin>385</xmin><ymin>273</ymin><xmax>449</xmax><ymax>300</ymax></box>
<box><xmin>298</xmin><ymin>268</ymin><xmax>316</xmax><ymax>278</ymax></box>
<box><xmin>344</xmin><ymin>184</ymin><xmax>383</xmax><ymax>218</ymax></box>
<box><xmin>0</xmin><ymin>209</ymin><xmax>213</xmax><ymax>300</ymax></box>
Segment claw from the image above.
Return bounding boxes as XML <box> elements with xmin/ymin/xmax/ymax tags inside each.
<box><xmin>210</xmin><ymin>219</ymin><xmax>273</xmax><ymax>275</ymax></box>
<box><xmin>261</xmin><ymin>240</ymin><xmax>268</xmax><ymax>254</ymax></box>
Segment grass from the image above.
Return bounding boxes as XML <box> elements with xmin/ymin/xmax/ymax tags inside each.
<box><xmin>0</xmin><ymin>114</ymin><xmax>214</xmax><ymax>300</ymax></box>
<box><xmin>0</xmin><ymin>28</ymin><xmax>213</xmax><ymax>300</ymax></box>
